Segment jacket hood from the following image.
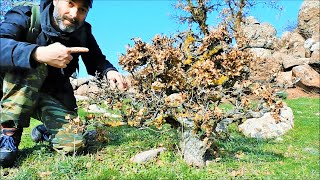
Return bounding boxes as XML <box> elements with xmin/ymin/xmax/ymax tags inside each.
<box><xmin>40</xmin><ymin>0</ymin><xmax>51</xmax><ymax>11</ymax></box>
<box><xmin>39</xmin><ymin>0</ymin><xmax>61</xmax><ymax>37</ymax></box>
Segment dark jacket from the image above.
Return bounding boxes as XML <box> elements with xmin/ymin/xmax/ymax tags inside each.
<box><xmin>0</xmin><ymin>0</ymin><xmax>116</xmax><ymax>110</ymax></box>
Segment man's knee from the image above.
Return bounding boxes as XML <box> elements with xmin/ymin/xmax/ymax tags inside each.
<box><xmin>49</xmin><ymin>119</ymin><xmax>87</xmax><ymax>155</ymax></box>
<box><xmin>51</xmin><ymin>130</ymin><xmax>87</xmax><ymax>154</ymax></box>
<box><xmin>35</xmin><ymin>92</ymin><xmax>86</xmax><ymax>154</ymax></box>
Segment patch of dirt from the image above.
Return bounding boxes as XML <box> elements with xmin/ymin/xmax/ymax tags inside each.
<box><xmin>285</xmin><ymin>87</ymin><xmax>319</xmax><ymax>99</ymax></box>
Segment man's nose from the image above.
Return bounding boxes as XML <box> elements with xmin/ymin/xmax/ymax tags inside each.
<box><xmin>69</xmin><ymin>7</ymin><xmax>79</xmax><ymax>18</ymax></box>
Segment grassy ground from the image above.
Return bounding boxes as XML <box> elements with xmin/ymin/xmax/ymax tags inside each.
<box><xmin>1</xmin><ymin>97</ymin><xmax>319</xmax><ymax>179</ymax></box>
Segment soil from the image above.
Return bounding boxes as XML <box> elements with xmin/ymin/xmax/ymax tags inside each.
<box><xmin>285</xmin><ymin>87</ymin><xmax>319</xmax><ymax>99</ymax></box>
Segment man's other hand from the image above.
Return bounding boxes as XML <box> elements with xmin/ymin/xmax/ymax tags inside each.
<box><xmin>106</xmin><ymin>70</ymin><xmax>128</xmax><ymax>91</ymax></box>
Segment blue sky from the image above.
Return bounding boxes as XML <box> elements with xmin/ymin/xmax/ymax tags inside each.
<box><xmin>79</xmin><ymin>0</ymin><xmax>303</xmax><ymax>77</ymax></box>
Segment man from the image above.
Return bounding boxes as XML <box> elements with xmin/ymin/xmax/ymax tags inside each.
<box><xmin>0</xmin><ymin>0</ymin><xmax>127</xmax><ymax>167</ymax></box>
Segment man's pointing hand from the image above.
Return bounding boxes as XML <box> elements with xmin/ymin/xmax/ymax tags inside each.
<box><xmin>33</xmin><ymin>42</ymin><xmax>89</xmax><ymax>68</ymax></box>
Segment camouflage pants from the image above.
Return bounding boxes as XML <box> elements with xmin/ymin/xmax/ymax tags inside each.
<box><xmin>0</xmin><ymin>65</ymin><xmax>86</xmax><ymax>154</ymax></box>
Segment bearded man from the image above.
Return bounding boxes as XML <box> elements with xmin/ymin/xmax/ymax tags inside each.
<box><xmin>0</xmin><ymin>0</ymin><xmax>127</xmax><ymax>167</ymax></box>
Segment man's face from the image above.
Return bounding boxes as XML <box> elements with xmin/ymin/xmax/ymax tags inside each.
<box><xmin>53</xmin><ymin>0</ymin><xmax>89</xmax><ymax>33</ymax></box>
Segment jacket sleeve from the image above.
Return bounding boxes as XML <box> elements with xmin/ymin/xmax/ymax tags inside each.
<box><xmin>81</xmin><ymin>23</ymin><xmax>117</xmax><ymax>77</ymax></box>
<box><xmin>0</xmin><ymin>6</ymin><xmax>39</xmax><ymax>70</ymax></box>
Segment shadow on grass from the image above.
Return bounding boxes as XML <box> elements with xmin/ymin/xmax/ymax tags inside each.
<box><xmin>218</xmin><ymin>135</ymin><xmax>285</xmax><ymax>162</ymax></box>
<box><xmin>12</xmin><ymin>125</ymin><xmax>152</xmax><ymax>167</ymax></box>
<box><xmin>86</xmin><ymin>124</ymin><xmax>286</xmax><ymax>163</ymax></box>
<box><xmin>14</xmin><ymin>143</ymin><xmax>52</xmax><ymax>167</ymax></box>
<box><xmin>14</xmin><ymin>124</ymin><xmax>285</xmax><ymax>169</ymax></box>
<box><xmin>85</xmin><ymin>125</ymin><xmax>173</xmax><ymax>154</ymax></box>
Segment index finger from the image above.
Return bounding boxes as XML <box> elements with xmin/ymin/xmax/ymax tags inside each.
<box><xmin>68</xmin><ymin>47</ymin><xmax>89</xmax><ymax>53</ymax></box>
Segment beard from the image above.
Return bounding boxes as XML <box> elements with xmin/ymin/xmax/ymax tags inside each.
<box><xmin>53</xmin><ymin>7</ymin><xmax>83</xmax><ymax>33</ymax></box>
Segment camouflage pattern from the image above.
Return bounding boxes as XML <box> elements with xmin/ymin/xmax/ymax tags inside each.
<box><xmin>34</xmin><ymin>93</ymin><xmax>86</xmax><ymax>154</ymax></box>
<box><xmin>0</xmin><ymin>64</ymin><xmax>86</xmax><ymax>154</ymax></box>
<box><xmin>0</xmin><ymin>64</ymin><xmax>47</xmax><ymax>127</ymax></box>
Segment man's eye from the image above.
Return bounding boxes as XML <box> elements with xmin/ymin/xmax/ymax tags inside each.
<box><xmin>67</xmin><ymin>0</ymin><xmax>73</xmax><ymax>6</ymax></box>
<box><xmin>79</xmin><ymin>8</ymin><xmax>88</xmax><ymax>14</ymax></box>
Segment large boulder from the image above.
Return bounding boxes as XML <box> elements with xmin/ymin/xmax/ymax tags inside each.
<box><xmin>276</xmin><ymin>71</ymin><xmax>293</xmax><ymax>87</ymax></box>
<box><xmin>278</xmin><ymin>32</ymin><xmax>305</xmax><ymax>58</ymax></box>
<box><xmin>298</xmin><ymin>0</ymin><xmax>320</xmax><ymax>39</ymax></box>
<box><xmin>239</xmin><ymin>106</ymin><xmax>294</xmax><ymax>139</ymax></box>
<box><xmin>292</xmin><ymin>64</ymin><xmax>320</xmax><ymax>93</ymax></box>
<box><xmin>242</xmin><ymin>16</ymin><xmax>277</xmax><ymax>49</ymax></box>
<box><xmin>283</xmin><ymin>57</ymin><xmax>317</xmax><ymax>69</ymax></box>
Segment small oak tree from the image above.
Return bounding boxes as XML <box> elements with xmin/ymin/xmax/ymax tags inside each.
<box><xmin>88</xmin><ymin>0</ymin><xmax>284</xmax><ymax>167</ymax></box>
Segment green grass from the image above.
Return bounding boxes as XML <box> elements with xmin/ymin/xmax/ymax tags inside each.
<box><xmin>1</xmin><ymin>97</ymin><xmax>319</xmax><ymax>179</ymax></box>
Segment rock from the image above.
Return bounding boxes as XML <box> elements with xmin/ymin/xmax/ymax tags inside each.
<box><xmin>176</xmin><ymin>117</ymin><xmax>194</xmax><ymax>128</ymax></box>
<box><xmin>292</xmin><ymin>64</ymin><xmax>320</xmax><ymax>93</ymax></box>
<box><xmin>283</xmin><ymin>57</ymin><xmax>313</xmax><ymax>69</ymax></box>
<box><xmin>238</xmin><ymin>106</ymin><xmax>294</xmax><ymax>139</ymax></box>
<box><xmin>249</xmin><ymin>48</ymin><xmax>272</xmax><ymax>59</ymax></box>
<box><xmin>279</xmin><ymin>32</ymin><xmax>306</xmax><ymax>58</ymax></box>
<box><xmin>247</xmin><ymin>111</ymin><xmax>263</xmax><ymax>118</ymax></box>
<box><xmin>311</xmin><ymin>50</ymin><xmax>320</xmax><ymax>62</ymax></box>
<box><xmin>88</xmin><ymin>85</ymin><xmax>100</xmax><ymax>94</ymax></box>
<box><xmin>75</xmin><ymin>95</ymin><xmax>89</xmax><ymax>101</ymax></box>
<box><xmin>75</xmin><ymin>84</ymin><xmax>89</xmax><ymax>96</ymax></box>
<box><xmin>304</xmin><ymin>38</ymin><xmax>316</xmax><ymax>50</ymax></box>
<box><xmin>242</xmin><ymin>17</ymin><xmax>277</xmax><ymax>49</ymax></box>
<box><xmin>271</xmin><ymin>51</ymin><xmax>284</xmax><ymax>61</ymax></box>
<box><xmin>312</xmin><ymin>34</ymin><xmax>320</xmax><ymax>43</ymax></box>
<box><xmin>298</xmin><ymin>0</ymin><xmax>320</xmax><ymax>39</ymax></box>
<box><xmin>294</xmin><ymin>45</ymin><xmax>307</xmax><ymax>58</ymax></box>
<box><xmin>71</xmin><ymin>77</ymin><xmax>92</xmax><ymax>88</ymax></box>
<box><xmin>70</xmin><ymin>78</ymin><xmax>77</xmax><ymax>90</ymax></box>
<box><xmin>180</xmin><ymin>131</ymin><xmax>207</xmax><ymax>167</ymax></box>
<box><xmin>304</xmin><ymin>38</ymin><xmax>319</xmax><ymax>59</ymax></box>
<box><xmin>87</xmin><ymin>104</ymin><xmax>107</xmax><ymax>113</ymax></box>
<box><xmin>276</xmin><ymin>71</ymin><xmax>293</xmax><ymax>87</ymax></box>
<box><xmin>303</xmin><ymin>38</ymin><xmax>315</xmax><ymax>58</ymax></box>
<box><xmin>103</xmin><ymin>112</ymin><xmax>122</xmax><ymax>118</ymax></box>
<box><xmin>310</xmin><ymin>42</ymin><xmax>320</xmax><ymax>52</ymax></box>
<box><xmin>216</xmin><ymin>118</ymin><xmax>233</xmax><ymax>133</ymax></box>
<box><xmin>303</xmin><ymin>147</ymin><xmax>319</xmax><ymax>155</ymax></box>
<box><xmin>130</xmin><ymin>147</ymin><xmax>166</xmax><ymax>163</ymax></box>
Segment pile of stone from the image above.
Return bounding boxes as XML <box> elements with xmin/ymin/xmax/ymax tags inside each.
<box><xmin>242</xmin><ymin>0</ymin><xmax>319</xmax><ymax>93</ymax></box>
<box><xmin>236</xmin><ymin>0</ymin><xmax>319</xmax><ymax>140</ymax></box>
<box><xmin>70</xmin><ymin>76</ymin><xmax>99</xmax><ymax>101</ymax></box>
